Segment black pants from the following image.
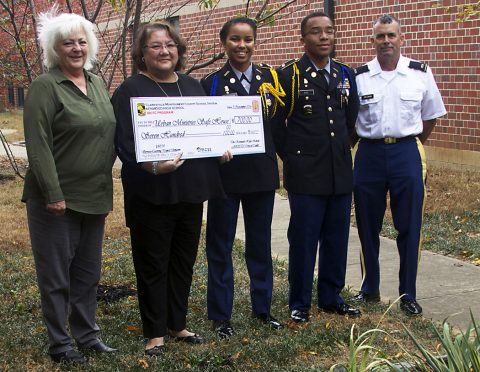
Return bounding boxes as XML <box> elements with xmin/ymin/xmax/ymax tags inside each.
<box><xmin>129</xmin><ymin>197</ymin><xmax>203</xmax><ymax>338</ymax></box>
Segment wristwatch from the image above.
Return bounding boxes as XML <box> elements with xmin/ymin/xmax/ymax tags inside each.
<box><xmin>152</xmin><ymin>161</ymin><xmax>158</xmax><ymax>175</ymax></box>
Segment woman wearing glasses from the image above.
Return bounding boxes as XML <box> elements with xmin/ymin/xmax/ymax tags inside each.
<box><xmin>112</xmin><ymin>21</ymin><xmax>229</xmax><ymax>356</ymax></box>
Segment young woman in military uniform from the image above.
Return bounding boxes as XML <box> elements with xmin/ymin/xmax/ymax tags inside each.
<box><xmin>201</xmin><ymin>16</ymin><xmax>285</xmax><ymax>338</ymax></box>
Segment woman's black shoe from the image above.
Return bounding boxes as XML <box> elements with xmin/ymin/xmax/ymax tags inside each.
<box><xmin>145</xmin><ymin>345</ymin><xmax>166</xmax><ymax>356</ymax></box>
<box><xmin>175</xmin><ymin>333</ymin><xmax>205</xmax><ymax>344</ymax></box>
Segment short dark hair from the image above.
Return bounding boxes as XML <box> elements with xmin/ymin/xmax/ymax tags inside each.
<box><xmin>219</xmin><ymin>17</ymin><xmax>257</xmax><ymax>43</ymax></box>
<box><xmin>300</xmin><ymin>11</ymin><xmax>332</xmax><ymax>36</ymax></box>
<box><xmin>131</xmin><ymin>21</ymin><xmax>187</xmax><ymax>72</ymax></box>
<box><xmin>373</xmin><ymin>14</ymin><xmax>401</xmax><ymax>30</ymax></box>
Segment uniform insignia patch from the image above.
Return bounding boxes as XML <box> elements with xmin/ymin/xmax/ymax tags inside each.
<box><xmin>303</xmin><ymin>104</ymin><xmax>313</xmax><ymax>115</ymax></box>
<box><xmin>299</xmin><ymin>89</ymin><xmax>314</xmax><ymax>96</ymax></box>
<box><xmin>355</xmin><ymin>65</ymin><xmax>369</xmax><ymax>76</ymax></box>
<box><xmin>361</xmin><ymin>94</ymin><xmax>374</xmax><ymax>100</ymax></box>
<box><xmin>408</xmin><ymin>60</ymin><xmax>428</xmax><ymax>72</ymax></box>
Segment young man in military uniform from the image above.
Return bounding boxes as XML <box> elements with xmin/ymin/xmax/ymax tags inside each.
<box><xmin>202</xmin><ymin>17</ymin><xmax>286</xmax><ymax>338</ymax></box>
<box><xmin>272</xmin><ymin>11</ymin><xmax>361</xmax><ymax>323</ymax></box>
<box><xmin>352</xmin><ymin>15</ymin><xmax>447</xmax><ymax>315</ymax></box>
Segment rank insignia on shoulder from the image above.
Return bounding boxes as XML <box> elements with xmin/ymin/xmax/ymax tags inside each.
<box><xmin>280</xmin><ymin>58</ymin><xmax>299</xmax><ymax>69</ymax></box>
<box><xmin>258</xmin><ymin>63</ymin><xmax>272</xmax><ymax>69</ymax></box>
<box><xmin>355</xmin><ymin>65</ymin><xmax>369</xmax><ymax>76</ymax></box>
<box><xmin>203</xmin><ymin>68</ymin><xmax>220</xmax><ymax>80</ymax></box>
<box><xmin>332</xmin><ymin>58</ymin><xmax>351</xmax><ymax>68</ymax></box>
<box><xmin>408</xmin><ymin>60</ymin><xmax>428</xmax><ymax>72</ymax></box>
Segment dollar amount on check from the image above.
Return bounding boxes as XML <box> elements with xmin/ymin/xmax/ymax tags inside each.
<box><xmin>131</xmin><ymin>96</ymin><xmax>266</xmax><ymax>162</ymax></box>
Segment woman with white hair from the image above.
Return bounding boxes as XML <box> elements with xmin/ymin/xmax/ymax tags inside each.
<box><xmin>22</xmin><ymin>10</ymin><xmax>117</xmax><ymax>364</ymax></box>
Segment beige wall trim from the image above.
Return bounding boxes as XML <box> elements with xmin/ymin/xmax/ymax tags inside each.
<box><xmin>425</xmin><ymin>146</ymin><xmax>480</xmax><ymax>170</ymax></box>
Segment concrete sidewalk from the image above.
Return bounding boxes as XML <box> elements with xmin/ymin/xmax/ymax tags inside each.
<box><xmin>5</xmin><ymin>142</ymin><xmax>479</xmax><ymax>330</ymax></box>
<box><xmin>236</xmin><ymin>193</ymin><xmax>480</xmax><ymax>331</ymax></box>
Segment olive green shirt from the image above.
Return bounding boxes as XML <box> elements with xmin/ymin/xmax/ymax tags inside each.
<box><xmin>22</xmin><ymin>68</ymin><xmax>116</xmax><ymax>214</ymax></box>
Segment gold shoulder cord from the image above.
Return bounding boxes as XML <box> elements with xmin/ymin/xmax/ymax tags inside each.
<box><xmin>287</xmin><ymin>63</ymin><xmax>299</xmax><ymax>118</ymax></box>
<box><xmin>258</xmin><ymin>67</ymin><xmax>286</xmax><ymax>118</ymax></box>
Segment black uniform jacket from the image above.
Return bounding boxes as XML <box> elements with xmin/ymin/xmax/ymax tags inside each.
<box><xmin>272</xmin><ymin>54</ymin><xmax>359</xmax><ymax>195</ymax></box>
<box><xmin>201</xmin><ymin>62</ymin><xmax>280</xmax><ymax>194</ymax></box>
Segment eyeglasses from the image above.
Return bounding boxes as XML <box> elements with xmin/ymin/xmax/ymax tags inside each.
<box><xmin>144</xmin><ymin>43</ymin><xmax>178</xmax><ymax>51</ymax></box>
<box><xmin>307</xmin><ymin>27</ymin><xmax>335</xmax><ymax>36</ymax></box>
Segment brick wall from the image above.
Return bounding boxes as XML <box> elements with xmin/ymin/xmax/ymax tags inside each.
<box><xmin>333</xmin><ymin>0</ymin><xmax>480</xmax><ymax>152</ymax></box>
<box><xmin>3</xmin><ymin>0</ymin><xmax>479</xmax><ymax>155</ymax></box>
<box><xmin>167</xmin><ymin>0</ymin><xmax>480</xmax><ymax>153</ymax></box>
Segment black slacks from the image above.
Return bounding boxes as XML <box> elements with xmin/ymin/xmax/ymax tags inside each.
<box><xmin>129</xmin><ymin>196</ymin><xmax>203</xmax><ymax>338</ymax></box>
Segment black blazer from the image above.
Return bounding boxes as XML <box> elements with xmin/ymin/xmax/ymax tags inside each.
<box><xmin>272</xmin><ymin>54</ymin><xmax>360</xmax><ymax>195</ymax></box>
<box><xmin>201</xmin><ymin>62</ymin><xmax>280</xmax><ymax>194</ymax></box>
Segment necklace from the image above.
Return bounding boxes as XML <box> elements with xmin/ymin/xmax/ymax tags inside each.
<box><xmin>143</xmin><ymin>72</ymin><xmax>183</xmax><ymax>97</ymax></box>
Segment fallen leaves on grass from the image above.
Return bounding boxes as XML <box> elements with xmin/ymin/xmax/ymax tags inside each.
<box><xmin>138</xmin><ymin>359</ymin><xmax>149</xmax><ymax>369</ymax></box>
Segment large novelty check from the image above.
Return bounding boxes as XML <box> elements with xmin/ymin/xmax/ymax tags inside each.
<box><xmin>130</xmin><ymin>96</ymin><xmax>265</xmax><ymax>162</ymax></box>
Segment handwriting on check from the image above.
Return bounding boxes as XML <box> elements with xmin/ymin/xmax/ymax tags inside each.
<box><xmin>139</xmin><ymin>116</ymin><xmax>261</xmax><ymax>140</ymax></box>
<box><xmin>141</xmin><ymin>116</ymin><xmax>260</xmax><ymax>128</ymax></box>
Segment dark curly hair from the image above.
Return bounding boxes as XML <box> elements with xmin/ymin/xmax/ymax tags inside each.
<box><xmin>219</xmin><ymin>16</ymin><xmax>257</xmax><ymax>43</ymax></box>
<box><xmin>131</xmin><ymin>21</ymin><xmax>187</xmax><ymax>72</ymax></box>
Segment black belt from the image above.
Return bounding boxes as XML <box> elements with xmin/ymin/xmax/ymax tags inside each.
<box><xmin>360</xmin><ymin>136</ymin><xmax>416</xmax><ymax>144</ymax></box>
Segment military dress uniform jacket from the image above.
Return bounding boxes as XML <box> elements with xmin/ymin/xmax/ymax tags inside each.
<box><xmin>201</xmin><ymin>62</ymin><xmax>280</xmax><ymax>194</ymax></box>
<box><xmin>272</xmin><ymin>54</ymin><xmax>360</xmax><ymax>195</ymax></box>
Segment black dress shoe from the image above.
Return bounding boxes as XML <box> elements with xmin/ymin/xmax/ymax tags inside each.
<box><xmin>352</xmin><ymin>292</ymin><xmax>381</xmax><ymax>303</ymax></box>
<box><xmin>400</xmin><ymin>299</ymin><xmax>423</xmax><ymax>316</ymax></box>
<box><xmin>253</xmin><ymin>313</ymin><xmax>283</xmax><ymax>330</ymax></box>
<box><xmin>145</xmin><ymin>345</ymin><xmax>166</xmax><ymax>356</ymax></box>
<box><xmin>50</xmin><ymin>349</ymin><xmax>86</xmax><ymax>364</ymax></box>
<box><xmin>175</xmin><ymin>333</ymin><xmax>205</xmax><ymax>344</ymax></box>
<box><xmin>319</xmin><ymin>303</ymin><xmax>362</xmax><ymax>317</ymax></box>
<box><xmin>290</xmin><ymin>309</ymin><xmax>309</xmax><ymax>323</ymax></box>
<box><xmin>212</xmin><ymin>320</ymin><xmax>235</xmax><ymax>339</ymax></box>
<box><xmin>81</xmin><ymin>341</ymin><xmax>118</xmax><ymax>353</ymax></box>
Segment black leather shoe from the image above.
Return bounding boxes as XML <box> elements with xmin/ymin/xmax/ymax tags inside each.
<box><xmin>175</xmin><ymin>333</ymin><xmax>205</xmax><ymax>344</ymax></box>
<box><xmin>400</xmin><ymin>299</ymin><xmax>423</xmax><ymax>316</ymax></box>
<box><xmin>352</xmin><ymin>292</ymin><xmax>381</xmax><ymax>303</ymax></box>
<box><xmin>145</xmin><ymin>345</ymin><xmax>166</xmax><ymax>356</ymax></box>
<box><xmin>50</xmin><ymin>349</ymin><xmax>86</xmax><ymax>364</ymax></box>
<box><xmin>319</xmin><ymin>303</ymin><xmax>362</xmax><ymax>317</ymax></box>
<box><xmin>253</xmin><ymin>313</ymin><xmax>283</xmax><ymax>330</ymax></box>
<box><xmin>290</xmin><ymin>309</ymin><xmax>309</xmax><ymax>323</ymax></box>
<box><xmin>81</xmin><ymin>341</ymin><xmax>118</xmax><ymax>353</ymax></box>
<box><xmin>212</xmin><ymin>320</ymin><xmax>235</xmax><ymax>339</ymax></box>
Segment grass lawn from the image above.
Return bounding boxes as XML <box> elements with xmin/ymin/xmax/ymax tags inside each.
<box><xmin>379</xmin><ymin>166</ymin><xmax>480</xmax><ymax>265</ymax></box>
<box><xmin>278</xmin><ymin>158</ymin><xmax>480</xmax><ymax>265</ymax></box>
<box><xmin>0</xmin><ymin>159</ymin><xmax>448</xmax><ymax>371</ymax></box>
<box><xmin>0</xmin><ymin>109</ymin><xmax>24</xmax><ymax>142</ymax></box>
